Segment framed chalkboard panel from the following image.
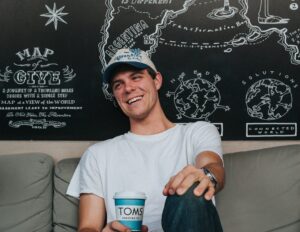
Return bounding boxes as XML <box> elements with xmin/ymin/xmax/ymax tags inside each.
<box><xmin>0</xmin><ymin>0</ymin><xmax>299</xmax><ymax>140</ymax></box>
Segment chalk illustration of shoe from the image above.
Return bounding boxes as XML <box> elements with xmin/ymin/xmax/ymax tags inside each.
<box><xmin>258</xmin><ymin>0</ymin><xmax>290</xmax><ymax>24</ymax></box>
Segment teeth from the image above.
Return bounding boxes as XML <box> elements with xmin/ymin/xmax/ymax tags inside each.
<box><xmin>128</xmin><ymin>96</ymin><xmax>142</xmax><ymax>104</ymax></box>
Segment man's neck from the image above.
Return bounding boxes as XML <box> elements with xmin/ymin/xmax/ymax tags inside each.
<box><xmin>129</xmin><ymin>110</ymin><xmax>175</xmax><ymax>135</ymax></box>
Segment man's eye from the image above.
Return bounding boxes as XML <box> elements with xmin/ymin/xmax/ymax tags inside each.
<box><xmin>132</xmin><ymin>76</ymin><xmax>141</xmax><ymax>80</ymax></box>
<box><xmin>113</xmin><ymin>83</ymin><xmax>121</xmax><ymax>90</ymax></box>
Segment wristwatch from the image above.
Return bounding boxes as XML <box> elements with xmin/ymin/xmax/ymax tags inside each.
<box><xmin>201</xmin><ymin>168</ymin><xmax>218</xmax><ymax>188</ymax></box>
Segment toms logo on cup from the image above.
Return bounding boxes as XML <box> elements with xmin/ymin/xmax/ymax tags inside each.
<box><xmin>114</xmin><ymin>191</ymin><xmax>147</xmax><ymax>231</ymax></box>
<box><xmin>117</xmin><ymin>206</ymin><xmax>144</xmax><ymax>218</ymax></box>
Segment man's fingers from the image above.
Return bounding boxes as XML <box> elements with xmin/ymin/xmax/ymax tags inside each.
<box><xmin>164</xmin><ymin>169</ymin><xmax>195</xmax><ymax>196</ymax></box>
<box><xmin>141</xmin><ymin>225</ymin><xmax>149</xmax><ymax>232</ymax></box>
<box><xmin>164</xmin><ymin>165</ymin><xmax>217</xmax><ymax>198</ymax></box>
<box><xmin>167</xmin><ymin>172</ymin><xmax>185</xmax><ymax>194</ymax></box>
<box><xmin>109</xmin><ymin>221</ymin><xmax>147</xmax><ymax>232</ymax></box>
<box><xmin>204</xmin><ymin>185</ymin><xmax>215</xmax><ymax>200</ymax></box>
<box><xmin>193</xmin><ymin>177</ymin><xmax>211</xmax><ymax>197</ymax></box>
<box><xmin>163</xmin><ymin>176</ymin><xmax>175</xmax><ymax>195</ymax></box>
<box><xmin>110</xmin><ymin>221</ymin><xmax>130</xmax><ymax>232</ymax></box>
<box><xmin>164</xmin><ymin>166</ymin><xmax>206</xmax><ymax>196</ymax></box>
<box><xmin>175</xmin><ymin>171</ymin><xmax>200</xmax><ymax>195</ymax></box>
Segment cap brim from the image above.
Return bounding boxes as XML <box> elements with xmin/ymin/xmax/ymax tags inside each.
<box><xmin>103</xmin><ymin>61</ymin><xmax>150</xmax><ymax>83</ymax></box>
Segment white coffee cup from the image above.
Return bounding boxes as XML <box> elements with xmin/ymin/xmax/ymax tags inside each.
<box><xmin>114</xmin><ymin>191</ymin><xmax>147</xmax><ymax>231</ymax></box>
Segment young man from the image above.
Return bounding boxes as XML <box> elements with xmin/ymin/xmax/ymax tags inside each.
<box><xmin>67</xmin><ymin>48</ymin><xmax>224</xmax><ymax>232</ymax></box>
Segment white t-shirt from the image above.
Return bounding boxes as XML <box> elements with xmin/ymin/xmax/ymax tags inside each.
<box><xmin>67</xmin><ymin>121</ymin><xmax>222</xmax><ymax>231</ymax></box>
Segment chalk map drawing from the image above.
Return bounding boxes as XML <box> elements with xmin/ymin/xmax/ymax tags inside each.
<box><xmin>0</xmin><ymin>0</ymin><xmax>298</xmax><ymax>139</ymax></box>
<box><xmin>93</xmin><ymin>0</ymin><xmax>300</xmax><ymax>138</ymax></box>
<box><xmin>242</xmin><ymin>70</ymin><xmax>297</xmax><ymax>137</ymax></box>
<box><xmin>166</xmin><ymin>71</ymin><xmax>230</xmax><ymax>121</ymax></box>
<box><xmin>245</xmin><ymin>78</ymin><xmax>292</xmax><ymax>120</ymax></box>
<box><xmin>99</xmin><ymin>0</ymin><xmax>300</xmax><ymax>64</ymax></box>
<box><xmin>97</xmin><ymin>0</ymin><xmax>299</xmax><ymax>126</ymax></box>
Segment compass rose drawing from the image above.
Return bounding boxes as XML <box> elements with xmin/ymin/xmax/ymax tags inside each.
<box><xmin>40</xmin><ymin>3</ymin><xmax>69</xmax><ymax>31</ymax></box>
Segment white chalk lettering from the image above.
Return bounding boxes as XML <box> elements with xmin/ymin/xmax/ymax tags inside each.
<box><xmin>106</xmin><ymin>20</ymin><xmax>149</xmax><ymax>57</ymax></box>
<box><xmin>13</xmin><ymin>70</ymin><xmax>61</xmax><ymax>85</ymax></box>
<box><xmin>16</xmin><ymin>47</ymin><xmax>55</xmax><ymax>61</ymax></box>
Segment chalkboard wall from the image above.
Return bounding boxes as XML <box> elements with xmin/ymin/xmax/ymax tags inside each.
<box><xmin>0</xmin><ymin>0</ymin><xmax>299</xmax><ymax>140</ymax></box>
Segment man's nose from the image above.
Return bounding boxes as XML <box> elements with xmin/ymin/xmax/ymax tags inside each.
<box><xmin>124</xmin><ymin>81</ymin><xmax>135</xmax><ymax>92</ymax></box>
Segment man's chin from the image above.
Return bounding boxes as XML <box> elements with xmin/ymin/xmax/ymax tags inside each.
<box><xmin>127</xmin><ymin>112</ymin><xmax>148</xmax><ymax>121</ymax></box>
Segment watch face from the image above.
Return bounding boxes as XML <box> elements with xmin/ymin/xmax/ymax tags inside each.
<box><xmin>202</xmin><ymin>168</ymin><xmax>217</xmax><ymax>187</ymax></box>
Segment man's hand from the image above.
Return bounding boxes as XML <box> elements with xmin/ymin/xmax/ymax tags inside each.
<box><xmin>163</xmin><ymin>151</ymin><xmax>225</xmax><ymax>201</ymax></box>
<box><xmin>163</xmin><ymin>165</ymin><xmax>216</xmax><ymax>200</ymax></box>
<box><xmin>102</xmin><ymin>221</ymin><xmax>148</xmax><ymax>232</ymax></box>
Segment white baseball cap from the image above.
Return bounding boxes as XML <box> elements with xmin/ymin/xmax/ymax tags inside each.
<box><xmin>103</xmin><ymin>48</ymin><xmax>157</xmax><ymax>83</ymax></box>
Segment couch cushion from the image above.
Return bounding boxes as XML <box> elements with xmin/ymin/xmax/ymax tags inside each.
<box><xmin>216</xmin><ymin>145</ymin><xmax>300</xmax><ymax>232</ymax></box>
<box><xmin>0</xmin><ymin>153</ymin><xmax>53</xmax><ymax>232</ymax></box>
<box><xmin>53</xmin><ymin>158</ymin><xmax>79</xmax><ymax>232</ymax></box>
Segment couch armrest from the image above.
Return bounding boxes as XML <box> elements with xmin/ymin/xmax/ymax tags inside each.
<box><xmin>216</xmin><ymin>145</ymin><xmax>300</xmax><ymax>232</ymax></box>
<box><xmin>0</xmin><ymin>153</ymin><xmax>53</xmax><ymax>232</ymax></box>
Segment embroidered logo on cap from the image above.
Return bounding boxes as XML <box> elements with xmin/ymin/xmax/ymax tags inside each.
<box><xmin>114</xmin><ymin>48</ymin><xmax>142</xmax><ymax>62</ymax></box>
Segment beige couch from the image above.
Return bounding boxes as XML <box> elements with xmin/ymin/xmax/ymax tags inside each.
<box><xmin>0</xmin><ymin>145</ymin><xmax>299</xmax><ymax>232</ymax></box>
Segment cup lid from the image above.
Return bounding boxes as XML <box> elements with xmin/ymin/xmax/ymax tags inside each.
<box><xmin>113</xmin><ymin>191</ymin><xmax>147</xmax><ymax>199</ymax></box>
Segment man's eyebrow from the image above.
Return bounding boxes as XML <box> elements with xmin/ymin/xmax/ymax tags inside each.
<box><xmin>112</xmin><ymin>70</ymin><xmax>144</xmax><ymax>84</ymax></box>
<box><xmin>129</xmin><ymin>70</ymin><xmax>144</xmax><ymax>76</ymax></box>
<box><xmin>111</xmin><ymin>79</ymin><xmax>121</xmax><ymax>85</ymax></box>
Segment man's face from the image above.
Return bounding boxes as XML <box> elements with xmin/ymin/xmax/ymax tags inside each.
<box><xmin>111</xmin><ymin>69</ymin><xmax>162</xmax><ymax>121</ymax></box>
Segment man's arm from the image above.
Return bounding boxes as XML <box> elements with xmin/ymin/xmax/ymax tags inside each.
<box><xmin>78</xmin><ymin>194</ymin><xmax>106</xmax><ymax>232</ymax></box>
<box><xmin>163</xmin><ymin>151</ymin><xmax>224</xmax><ymax>200</ymax></box>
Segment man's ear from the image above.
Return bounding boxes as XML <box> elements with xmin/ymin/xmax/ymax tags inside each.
<box><xmin>154</xmin><ymin>72</ymin><xmax>163</xmax><ymax>90</ymax></box>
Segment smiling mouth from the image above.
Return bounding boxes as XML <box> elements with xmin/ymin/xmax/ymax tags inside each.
<box><xmin>127</xmin><ymin>96</ymin><xmax>143</xmax><ymax>105</ymax></box>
